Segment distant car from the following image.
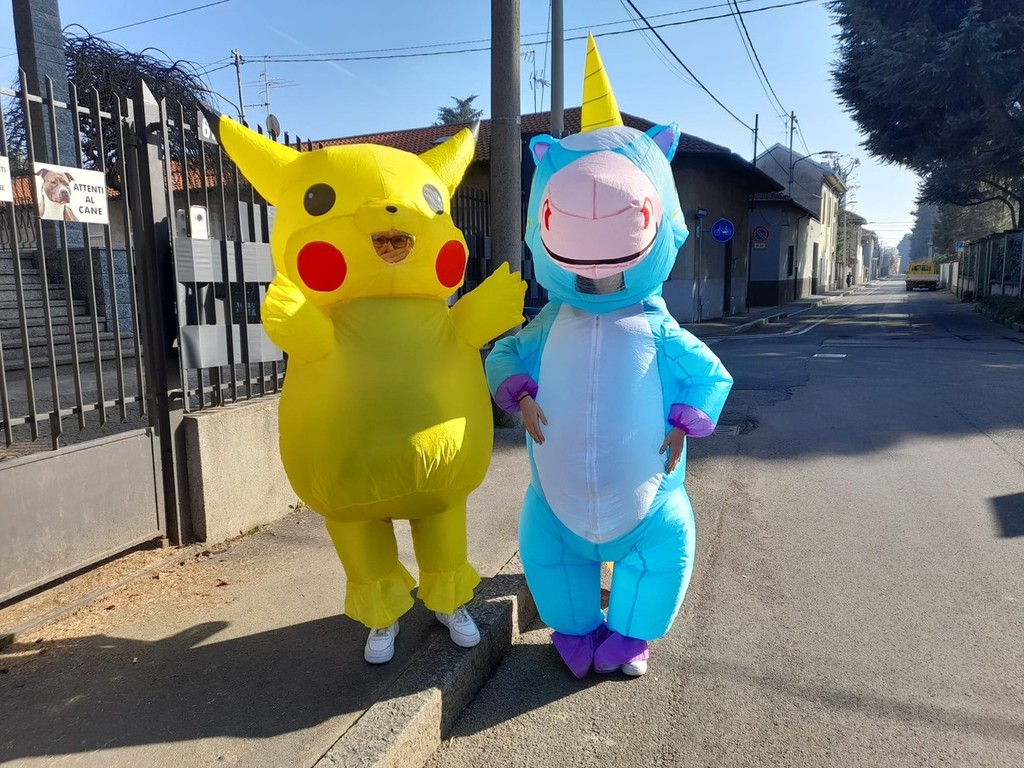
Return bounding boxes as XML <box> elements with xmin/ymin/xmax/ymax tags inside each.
<box><xmin>905</xmin><ymin>261</ymin><xmax>939</xmax><ymax>291</ymax></box>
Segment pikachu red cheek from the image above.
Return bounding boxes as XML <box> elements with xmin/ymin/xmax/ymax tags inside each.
<box><xmin>435</xmin><ymin>240</ymin><xmax>467</xmax><ymax>289</ymax></box>
<box><xmin>297</xmin><ymin>241</ymin><xmax>347</xmax><ymax>292</ymax></box>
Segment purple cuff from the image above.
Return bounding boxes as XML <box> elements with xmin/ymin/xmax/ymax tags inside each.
<box><xmin>668</xmin><ymin>404</ymin><xmax>715</xmax><ymax>437</ymax></box>
<box><xmin>495</xmin><ymin>374</ymin><xmax>539</xmax><ymax>413</ymax></box>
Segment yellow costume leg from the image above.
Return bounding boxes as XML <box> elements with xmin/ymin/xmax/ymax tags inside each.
<box><xmin>409</xmin><ymin>499</ymin><xmax>481</xmax><ymax>613</ymax></box>
<box><xmin>324</xmin><ymin>517</ymin><xmax>416</xmax><ymax>629</ymax></box>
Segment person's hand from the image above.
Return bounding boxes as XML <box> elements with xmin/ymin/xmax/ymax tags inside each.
<box><xmin>659</xmin><ymin>427</ymin><xmax>685</xmax><ymax>473</ymax></box>
<box><xmin>519</xmin><ymin>395</ymin><xmax>548</xmax><ymax>444</ymax></box>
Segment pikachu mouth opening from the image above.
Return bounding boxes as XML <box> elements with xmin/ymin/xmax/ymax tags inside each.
<box><xmin>372</xmin><ymin>230</ymin><xmax>415</xmax><ymax>265</ymax></box>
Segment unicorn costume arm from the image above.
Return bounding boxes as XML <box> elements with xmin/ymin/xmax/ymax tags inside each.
<box><xmin>485</xmin><ymin>300</ymin><xmax>561</xmax><ymax>412</ymax></box>
<box><xmin>648</xmin><ymin>296</ymin><xmax>733</xmax><ymax>437</ymax></box>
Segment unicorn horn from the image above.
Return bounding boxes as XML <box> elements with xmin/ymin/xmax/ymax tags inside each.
<box><xmin>580</xmin><ymin>33</ymin><xmax>624</xmax><ymax>132</ymax></box>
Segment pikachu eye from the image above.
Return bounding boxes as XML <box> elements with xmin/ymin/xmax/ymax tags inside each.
<box><xmin>422</xmin><ymin>184</ymin><xmax>444</xmax><ymax>215</ymax></box>
<box><xmin>304</xmin><ymin>184</ymin><xmax>335</xmax><ymax>216</ymax></box>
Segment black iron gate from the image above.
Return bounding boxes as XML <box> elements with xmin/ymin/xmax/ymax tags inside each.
<box><xmin>0</xmin><ymin>75</ymin><xmax>281</xmax><ymax>603</ymax></box>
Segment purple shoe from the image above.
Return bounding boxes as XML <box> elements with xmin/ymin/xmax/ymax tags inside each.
<box><xmin>551</xmin><ymin>624</ymin><xmax>609</xmax><ymax>679</ymax></box>
<box><xmin>593</xmin><ymin>630</ymin><xmax>649</xmax><ymax>675</ymax></box>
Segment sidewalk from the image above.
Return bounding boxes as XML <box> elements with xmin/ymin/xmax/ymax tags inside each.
<box><xmin>0</xmin><ymin>286</ymin><xmax>863</xmax><ymax>768</ymax></box>
<box><xmin>683</xmin><ymin>285</ymin><xmax>862</xmax><ymax>339</ymax></box>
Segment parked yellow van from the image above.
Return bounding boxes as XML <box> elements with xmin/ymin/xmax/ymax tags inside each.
<box><xmin>906</xmin><ymin>261</ymin><xmax>939</xmax><ymax>291</ymax></box>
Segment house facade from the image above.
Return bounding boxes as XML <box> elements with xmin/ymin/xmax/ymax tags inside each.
<box><xmin>750</xmin><ymin>144</ymin><xmax>847</xmax><ymax>302</ymax></box>
<box><xmin>861</xmin><ymin>228</ymin><xmax>881</xmax><ymax>280</ymax></box>
<box><xmin>747</xmin><ymin>192</ymin><xmax>820</xmax><ymax>305</ymax></box>
<box><xmin>313</xmin><ymin>107</ymin><xmax>782</xmax><ymax>322</ymax></box>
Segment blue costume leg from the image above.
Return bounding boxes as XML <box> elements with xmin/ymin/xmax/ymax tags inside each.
<box><xmin>606</xmin><ymin>489</ymin><xmax>696</xmax><ymax>641</ymax></box>
<box><xmin>519</xmin><ymin>485</ymin><xmax>604</xmax><ymax>636</ymax></box>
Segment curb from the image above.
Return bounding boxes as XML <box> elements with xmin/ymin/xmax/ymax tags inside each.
<box><xmin>314</xmin><ymin>554</ymin><xmax>537</xmax><ymax>768</ymax></box>
<box><xmin>726</xmin><ymin>294</ymin><xmax>841</xmax><ymax>336</ymax></box>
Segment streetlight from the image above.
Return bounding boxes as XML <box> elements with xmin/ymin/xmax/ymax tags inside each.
<box><xmin>789</xmin><ymin>150</ymin><xmax>839</xmax><ymax>199</ymax></box>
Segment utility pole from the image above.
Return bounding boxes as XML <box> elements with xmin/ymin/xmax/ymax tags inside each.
<box><xmin>231</xmin><ymin>49</ymin><xmax>246</xmax><ymax>125</ymax></box>
<box><xmin>490</xmin><ymin>0</ymin><xmax>522</xmax><ymax>275</ymax></box>
<box><xmin>550</xmin><ymin>0</ymin><xmax>564</xmax><ymax>137</ymax></box>
<box><xmin>787</xmin><ymin>111</ymin><xmax>796</xmax><ymax>197</ymax></box>
<box><xmin>752</xmin><ymin>113</ymin><xmax>759</xmax><ymax>164</ymax></box>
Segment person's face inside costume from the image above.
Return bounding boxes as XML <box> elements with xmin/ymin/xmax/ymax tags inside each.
<box><xmin>372</xmin><ymin>230</ymin><xmax>414</xmax><ymax>264</ymax></box>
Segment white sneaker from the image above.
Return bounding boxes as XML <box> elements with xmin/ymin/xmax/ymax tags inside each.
<box><xmin>622</xmin><ymin>658</ymin><xmax>648</xmax><ymax>677</ymax></box>
<box><xmin>364</xmin><ymin>622</ymin><xmax>399</xmax><ymax>664</ymax></box>
<box><xmin>435</xmin><ymin>605</ymin><xmax>481</xmax><ymax>648</ymax></box>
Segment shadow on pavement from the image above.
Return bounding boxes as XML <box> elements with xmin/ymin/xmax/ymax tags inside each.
<box><xmin>991</xmin><ymin>493</ymin><xmax>1024</xmax><ymax>538</ymax></box>
<box><xmin>1</xmin><ymin>612</ymin><xmax>384</xmax><ymax>761</ymax></box>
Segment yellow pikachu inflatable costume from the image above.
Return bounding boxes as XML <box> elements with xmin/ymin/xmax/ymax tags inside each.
<box><xmin>215</xmin><ymin>117</ymin><xmax>525</xmax><ymax>661</ymax></box>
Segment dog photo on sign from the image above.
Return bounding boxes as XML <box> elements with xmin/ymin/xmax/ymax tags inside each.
<box><xmin>35</xmin><ymin>166</ymin><xmax>79</xmax><ymax>222</ymax></box>
<box><xmin>32</xmin><ymin>162</ymin><xmax>109</xmax><ymax>225</ymax></box>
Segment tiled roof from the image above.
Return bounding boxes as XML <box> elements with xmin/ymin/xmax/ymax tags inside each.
<box><xmin>295</xmin><ymin>106</ymin><xmax>733</xmax><ymax>162</ymax></box>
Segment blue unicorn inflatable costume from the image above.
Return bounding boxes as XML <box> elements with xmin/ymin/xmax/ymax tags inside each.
<box><xmin>486</xmin><ymin>36</ymin><xmax>733</xmax><ymax>678</ymax></box>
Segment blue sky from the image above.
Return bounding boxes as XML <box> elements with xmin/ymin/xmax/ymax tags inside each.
<box><xmin>1</xmin><ymin>0</ymin><xmax>919</xmax><ymax>246</ymax></box>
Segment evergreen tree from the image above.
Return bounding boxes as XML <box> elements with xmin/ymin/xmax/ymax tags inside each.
<box><xmin>435</xmin><ymin>95</ymin><xmax>483</xmax><ymax>126</ymax></box>
<box><xmin>932</xmin><ymin>201</ymin><xmax>1011</xmax><ymax>261</ymax></box>
<box><xmin>909</xmin><ymin>203</ymin><xmax>939</xmax><ymax>262</ymax></box>
<box><xmin>830</xmin><ymin>1</ymin><xmax>1024</xmax><ymax>227</ymax></box>
<box><xmin>896</xmin><ymin>233</ymin><xmax>913</xmax><ymax>272</ymax></box>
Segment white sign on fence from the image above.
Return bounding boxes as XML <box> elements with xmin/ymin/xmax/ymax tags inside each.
<box><xmin>32</xmin><ymin>162</ymin><xmax>109</xmax><ymax>224</ymax></box>
<box><xmin>0</xmin><ymin>155</ymin><xmax>13</xmax><ymax>203</ymax></box>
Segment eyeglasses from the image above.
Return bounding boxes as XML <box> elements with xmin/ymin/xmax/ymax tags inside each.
<box><xmin>372</xmin><ymin>234</ymin><xmax>413</xmax><ymax>250</ymax></box>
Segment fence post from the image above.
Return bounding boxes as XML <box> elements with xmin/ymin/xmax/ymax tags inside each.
<box><xmin>126</xmin><ymin>80</ymin><xmax>192</xmax><ymax>544</ymax></box>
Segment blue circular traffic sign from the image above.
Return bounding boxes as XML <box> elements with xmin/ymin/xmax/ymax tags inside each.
<box><xmin>711</xmin><ymin>218</ymin><xmax>735</xmax><ymax>243</ymax></box>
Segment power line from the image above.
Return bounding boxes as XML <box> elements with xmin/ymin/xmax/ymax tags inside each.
<box><xmin>253</xmin><ymin>0</ymin><xmax>818</xmax><ymax>64</ymax></box>
<box><xmin>198</xmin><ymin>60</ymin><xmax>235</xmax><ymax>76</ymax></box>
<box><xmin>619</xmin><ymin>0</ymin><xmax>753</xmax><ymax>131</ymax></box>
<box><xmin>729</xmin><ymin>0</ymin><xmax>788</xmax><ymax>119</ymax></box>
<box><xmin>616</xmin><ymin>0</ymin><xmax>699</xmax><ymax>89</ymax></box>
<box><xmin>95</xmin><ymin>0</ymin><xmax>234</xmax><ymax>36</ymax></box>
<box><xmin>726</xmin><ymin>0</ymin><xmax>785</xmax><ymax>120</ymax></box>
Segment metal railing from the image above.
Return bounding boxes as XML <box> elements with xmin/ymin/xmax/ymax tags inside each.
<box><xmin>957</xmin><ymin>229</ymin><xmax>1024</xmax><ymax>300</ymax></box>
<box><xmin>0</xmin><ymin>77</ymin><xmax>148</xmax><ymax>456</ymax></box>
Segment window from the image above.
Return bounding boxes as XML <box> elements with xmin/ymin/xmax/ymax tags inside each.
<box><xmin>787</xmin><ymin>245</ymin><xmax>795</xmax><ymax>277</ymax></box>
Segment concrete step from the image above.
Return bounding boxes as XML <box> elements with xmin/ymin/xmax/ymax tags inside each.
<box><xmin>0</xmin><ymin>315</ymin><xmax>106</xmax><ymax>343</ymax></box>
<box><xmin>0</xmin><ymin>253</ymin><xmax>42</xmax><ymax>276</ymax></box>
<box><xmin>0</xmin><ymin>268</ymin><xmax>42</xmax><ymax>286</ymax></box>
<box><xmin>0</xmin><ymin>298</ymin><xmax>91</xmax><ymax>320</ymax></box>
<box><xmin>0</xmin><ymin>280</ymin><xmax>95</xmax><ymax>303</ymax></box>
<box><xmin>2</xmin><ymin>331</ymin><xmax>137</xmax><ymax>372</ymax></box>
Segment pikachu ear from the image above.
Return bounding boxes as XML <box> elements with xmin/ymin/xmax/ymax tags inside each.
<box><xmin>419</xmin><ymin>124</ymin><xmax>477</xmax><ymax>199</ymax></box>
<box><xmin>216</xmin><ymin>115</ymin><xmax>298</xmax><ymax>204</ymax></box>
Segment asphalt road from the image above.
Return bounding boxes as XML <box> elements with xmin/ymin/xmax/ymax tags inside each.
<box><xmin>426</xmin><ymin>278</ymin><xmax>1024</xmax><ymax>768</ymax></box>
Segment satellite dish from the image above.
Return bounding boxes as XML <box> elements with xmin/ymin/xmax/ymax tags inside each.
<box><xmin>266</xmin><ymin>113</ymin><xmax>282</xmax><ymax>141</ymax></box>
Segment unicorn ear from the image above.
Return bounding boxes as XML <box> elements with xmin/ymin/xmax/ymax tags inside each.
<box><xmin>530</xmin><ymin>135</ymin><xmax>555</xmax><ymax>165</ymax></box>
<box><xmin>646</xmin><ymin>123</ymin><xmax>681</xmax><ymax>162</ymax></box>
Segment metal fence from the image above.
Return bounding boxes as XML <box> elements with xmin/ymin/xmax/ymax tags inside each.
<box><xmin>0</xmin><ymin>79</ymin><xmax>286</xmax><ymax>461</ymax></box>
<box><xmin>0</xmin><ymin>76</ymin><xmax>149</xmax><ymax>458</ymax></box>
<box><xmin>161</xmin><ymin>107</ymin><xmax>284</xmax><ymax>413</ymax></box>
<box><xmin>955</xmin><ymin>229</ymin><xmax>1024</xmax><ymax>301</ymax></box>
